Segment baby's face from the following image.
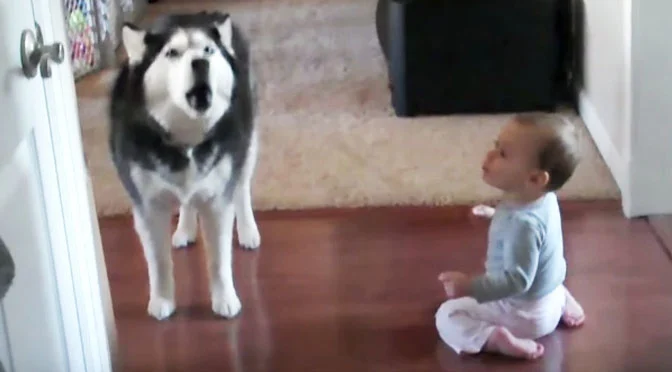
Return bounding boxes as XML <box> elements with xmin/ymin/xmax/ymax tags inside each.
<box><xmin>481</xmin><ymin>120</ymin><xmax>546</xmax><ymax>193</ymax></box>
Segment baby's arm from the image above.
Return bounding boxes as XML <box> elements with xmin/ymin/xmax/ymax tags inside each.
<box><xmin>469</xmin><ymin>217</ymin><xmax>541</xmax><ymax>303</ymax></box>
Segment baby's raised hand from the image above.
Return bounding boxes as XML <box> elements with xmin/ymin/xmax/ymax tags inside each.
<box><xmin>438</xmin><ymin>271</ymin><xmax>470</xmax><ymax>299</ymax></box>
<box><xmin>472</xmin><ymin>204</ymin><xmax>495</xmax><ymax>218</ymax></box>
<box><xmin>438</xmin><ymin>271</ymin><xmax>467</xmax><ymax>282</ymax></box>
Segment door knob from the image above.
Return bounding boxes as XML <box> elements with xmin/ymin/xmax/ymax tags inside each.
<box><xmin>20</xmin><ymin>22</ymin><xmax>65</xmax><ymax>79</ymax></box>
<box><xmin>0</xmin><ymin>237</ymin><xmax>16</xmax><ymax>301</ymax></box>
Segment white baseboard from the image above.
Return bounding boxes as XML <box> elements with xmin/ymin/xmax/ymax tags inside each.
<box><xmin>578</xmin><ymin>91</ymin><xmax>629</xmax><ymax>209</ymax></box>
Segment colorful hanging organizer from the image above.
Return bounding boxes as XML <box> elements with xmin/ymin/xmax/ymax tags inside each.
<box><xmin>64</xmin><ymin>0</ymin><xmax>135</xmax><ymax>78</ymax></box>
<box><xmin>65</xmin><ymin>0</ymin><xmax>102</xmax><ymax>78</ymax></box>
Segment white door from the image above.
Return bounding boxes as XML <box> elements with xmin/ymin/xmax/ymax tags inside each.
<box><xmin>0</xmin><ymin>0</ymin><xmax>115</xmax><ymax>371</ymax></box>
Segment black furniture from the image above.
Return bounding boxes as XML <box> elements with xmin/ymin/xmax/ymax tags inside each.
<box><xmin>375</xmin><ymin>0</ymin><xmax>578</xmax><ymax>117</ymax></box>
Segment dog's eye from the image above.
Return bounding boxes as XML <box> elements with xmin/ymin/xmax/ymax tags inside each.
<box><xmin>165</xmin><ymin>48</ymin><xmax>181</xmax><ymax>58</ymax></box>
<box><xmin>204</xmin><ymin>46</ymin><xmax>215</xmax><ymax>56</ymax></box>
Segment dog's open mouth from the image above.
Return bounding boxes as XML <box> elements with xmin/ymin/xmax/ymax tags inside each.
<box><xmin>186</xmin><ymin>84</ymin><xmax>213</xmax><ymax>113</ymax></box>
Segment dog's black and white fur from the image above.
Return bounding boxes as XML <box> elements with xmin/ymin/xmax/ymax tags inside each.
<box><xmin>108</xmin><ymin>12</ymin><xmax>260</xmax><ymax>320</ymax></box>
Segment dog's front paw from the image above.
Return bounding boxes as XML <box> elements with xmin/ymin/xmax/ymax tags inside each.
<box><xmin>237</xmin><ymin>223</ymin><xmax>260</xmax><ymax>250</ymax></box>
<box><xmin>212</xmin><ymin>292</ymin><xmax>242</xmax><ymax>319</ymax></box>
<box><xmin>147</xmin><ymin>296</ymin><xmax>176</xmax><ymax>320</ymax></box>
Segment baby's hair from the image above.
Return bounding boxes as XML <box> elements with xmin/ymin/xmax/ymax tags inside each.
<box><xmin>514</xmin><ymin>112</ymin><xmax>582</xmax><ymax>191</ymax></box>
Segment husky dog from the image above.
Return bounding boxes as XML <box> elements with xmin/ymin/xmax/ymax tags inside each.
<box><xmin>108</xmin><ymin>12</ymin><xmax>260</xmax><ymax>320</ymax></box>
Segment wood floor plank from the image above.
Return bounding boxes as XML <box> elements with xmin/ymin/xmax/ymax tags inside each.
<box><xmin>99</xmin><ymin>201</ymin><xmax>672</xmax><ymax>371</ymax></box>
<box><xmin>649</xmin><ymin>214</ymin><xmax>672</xmax><ymax>259</ymax></box>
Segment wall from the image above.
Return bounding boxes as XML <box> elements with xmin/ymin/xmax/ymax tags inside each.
<box><xmin>99</xmin><ymin>0</ymin><xmax>147</xmax><ymax>68</ymax></box>
<box><xmin>578</xmin><ymin>0</ymin><xmax>633</xmax><ymax>214</ymax></box>
<box><xmin>579</xmin><ymin>0</ymin><xmax>672</xmax><ymax>217</ymax></box>
<box><xmin>628</xmin><ymin>0</ymin><xmax>672</xmax><ymax>216</ymax></box>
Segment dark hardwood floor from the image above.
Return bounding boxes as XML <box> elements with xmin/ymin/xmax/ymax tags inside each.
<box><xmin>650</xmin><ymin>214</ymin><xmax>672</xmax><ymax>259</ymax></box>
<box><xmin>100</xmin><ymin>201</ymin><xmax>672</xmax><ymax>372</ymax></box>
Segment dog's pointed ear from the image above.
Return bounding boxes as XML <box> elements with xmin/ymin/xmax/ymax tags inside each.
<box><xmin>122</xmin><ymin>23</ymin><xmax>146</xmax><ymax>64</ymax></box>
<box><xmin>214</xmin><ymin>15</ymin><xmax>235</xmax><ymax>57</ymax></box>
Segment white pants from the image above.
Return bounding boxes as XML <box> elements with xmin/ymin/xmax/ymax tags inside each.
<box><xmin>435</xmin><ymin>284</ymin><xmax>567</xmax><ymax>354</ymax></box>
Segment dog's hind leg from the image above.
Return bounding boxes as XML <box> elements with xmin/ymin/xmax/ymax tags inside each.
<box><xmin>172</xmin><ymin>204</ymin><xmax>198</xmax><ymax>248</ymax></box>
<box><xmin>235</xmin><ymin>131</ymin><xmax>260</xmax><ymax>250</ymax></box>
<box><xmin>132</xmin><ymin>205</ymin><xmax>176</xmax><ymax>320</ymax></box>
<box><xmin>199</xmin><ymin>200</ymin><xmax>241</xmax><ymax>318</ymax></box>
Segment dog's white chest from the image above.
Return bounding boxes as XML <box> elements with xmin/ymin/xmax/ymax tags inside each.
<box><xmin>149</xmin><ymin>103</ymin><xmax>212</xmax><ymax>146</ymax></box>
<box><xmin>131</xmin><ymin>151</ymin><xmax>232</xmax><ymax>207</ymax></box>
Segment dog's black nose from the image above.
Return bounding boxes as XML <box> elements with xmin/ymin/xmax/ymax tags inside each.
<box><xmin>192</xmin><ymin>59</ymin><xmax>209</xmax><ymax>76</ymax></box>
<box><xmin>192</xmin><ymin>59</ymin><xmax>209</xmax><ymax>88</ymax></box>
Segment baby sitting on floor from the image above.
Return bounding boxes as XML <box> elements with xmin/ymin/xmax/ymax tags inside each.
<box><xmin>435</xmin><ymin>112</ymin><xmax>585</xmax><ymax>360</ymax></box>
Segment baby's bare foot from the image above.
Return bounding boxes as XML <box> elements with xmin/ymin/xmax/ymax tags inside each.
<box><xmin>484</xmin><ymin>327</ymin><xmax>544</xmax><ymax>360</ymax></box>
<box><xmin>561</xmin><ymin>290</ymin><xmax>585</xmax><ymax>328</ymax></box>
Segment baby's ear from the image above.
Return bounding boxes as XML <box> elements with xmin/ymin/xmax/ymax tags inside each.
<box><xmin>122</xmin><ymin>23</ymin><xmax>147</xmax><ymax>64</ymax></box>
<box><xmin>532</xmin><ymin>170</ymin><xmax>550</xmax><ymax>188</ymax></box>
<box><xmin>213</xmin><ymin>15</ymin><xmax>235</xmax><ymax>57</ymax></box>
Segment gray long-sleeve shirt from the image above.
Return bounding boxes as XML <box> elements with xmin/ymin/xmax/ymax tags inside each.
<box><xmin>469</xmin><ymin>192</ymin><xmax>567</xmax><ymax>303</ymax></box>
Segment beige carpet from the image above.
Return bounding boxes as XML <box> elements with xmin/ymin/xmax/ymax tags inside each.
<box><xmin>77</xmin><ymin>0</ymin><xmax>619</xmax><ymax>217</ymax></box>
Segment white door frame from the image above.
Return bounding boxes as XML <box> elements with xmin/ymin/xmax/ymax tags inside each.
<box><xmin>580</xmin><ymin>0</ymin><xmax>672</xmax><ymax>218</ymax></box>
<box><xmin>26</xmin><ymin>0</ymin><xmax>116</xmax><ymax>370</ymax></box>
<box><xmin>626</xmin><ymin>0</ymin><xmax>672</xmax><ymax>218</ymax></box>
